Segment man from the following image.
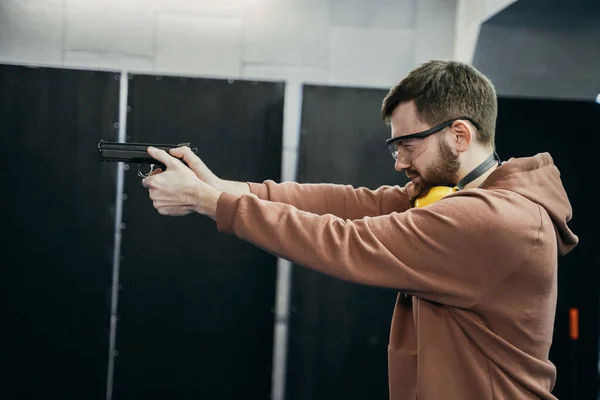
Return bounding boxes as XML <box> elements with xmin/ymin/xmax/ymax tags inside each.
<box><xmin>141</xmin><ymin>60</ymin><xmax>578</xmax><ymax>399</ymax></box>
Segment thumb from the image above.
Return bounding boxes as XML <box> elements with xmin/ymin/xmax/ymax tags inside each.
<box><xmin>168</xmin><ymin>146</ymin><xmax>187</xmax><ymax>160</ymax></box>
<box><xmin>147</xmin><ymin>146</ymin><xmax>179</xmax><ymax>168</ymax></box>
<box><xmin>170</xmin><ymin>146</ymin><xmax>203</xmax><ymax>169</ymax></box>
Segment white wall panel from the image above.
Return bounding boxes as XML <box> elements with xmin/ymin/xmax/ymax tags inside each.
<box><xmin>242</xmin><ymin>0</ymin><xmax>330</xmax><ymax>68</ymax></box>
<box><xmin>155</xmin><ymin>14</ymin><xmax>242</xmax><ymax>77</ymax></box>
<box><xmin>0</xmin><ymin>1</ymin><xmax>63</xmax><ymax>65</ymax></box>
<box><xmin>65</xmin><ymin>3</ymin><xmax>155</xmax><ymax>56</ymax></box>
<box><xmin>328</xmin><ymin>26</ymin><xmax>414</xmax><ymax>88</ymax></box>
<box><xmin>330</xmin><ymin>0</ymin><xmax>416</xmax><ymax>30</ymax></box>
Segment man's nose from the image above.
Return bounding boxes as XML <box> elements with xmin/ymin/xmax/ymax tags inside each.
<box><xmin>395</xmin><ymin>158</ymin><xmax>411</xmax><ymax>171</ymax></box>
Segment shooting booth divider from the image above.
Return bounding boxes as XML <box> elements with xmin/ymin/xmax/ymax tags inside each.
<box><xmin>493</xmin><ymin>97</ymin><xmax>599</xmax><ymax>400</ymax></box>
<box><xmin>113</xmin><ymin>74</ymin><xmax>284</xmax><ymax>399</ymax></box>
<box><xmin>0</xmin><ymin>64</ymin><xmax>120</xmax><ymax>399</ymax></box>
<box><xmin>287</xmin><ymin>84</ymin><xmax>403</xmax><ymax>400</ymax></box>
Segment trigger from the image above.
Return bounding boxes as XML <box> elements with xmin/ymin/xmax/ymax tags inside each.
<box><xmin>138</xmin><ymin>164</ymin><xmax>155</xmax><ymax>178</ymax></box>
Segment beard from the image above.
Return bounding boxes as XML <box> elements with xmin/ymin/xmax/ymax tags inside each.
<box><xmin>408</xmin><ymin>139</ymin><xmax>461</xmax><ymax>207</ymax></box>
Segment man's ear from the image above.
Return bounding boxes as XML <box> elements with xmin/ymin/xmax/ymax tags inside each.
<box><xmin>450</xmin><ymin>120</ymin><xmax>473</xmax><ymax>152</ymax></box>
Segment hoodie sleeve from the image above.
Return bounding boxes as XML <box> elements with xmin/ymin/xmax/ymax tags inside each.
<box><xmin>247</xmin><ymin>180</ymin><xmax>411</xmax><ymax>218</ymax></box>
<box><xmin>216</xmin><ymin>190</ymin><xmax>538</xmax><ymax>308</ymax></box>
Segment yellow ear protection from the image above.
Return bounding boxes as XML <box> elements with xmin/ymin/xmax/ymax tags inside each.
<box><xmin>413</xmin><ymin>186</ymin><xmax>458</xmax><ymax>208</ymax></box>
<box><xmin>412</xmin><ymin>151</ymin><xmax>501</xmax><ymax>208</ymax></box>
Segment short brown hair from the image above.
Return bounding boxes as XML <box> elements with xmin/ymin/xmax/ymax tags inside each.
<box><xmin>381</xmin><ymin>60</ymin><xmax>498</xmax><ymax>149</ymax></box>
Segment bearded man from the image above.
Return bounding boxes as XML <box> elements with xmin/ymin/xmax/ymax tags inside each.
<box><xmin>142</xmin><ymin>60</ymin><xmax>578</xmax><ymax>400</ymax></box>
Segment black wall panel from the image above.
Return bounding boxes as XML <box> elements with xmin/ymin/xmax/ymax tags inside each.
<box><xmin>292</xmin><ymin>85</ymin><xmax>597</xmax><ymax>400</ymax></box>
<box><xmin>288</xmin><ymin>85</ymin><xmax>404</xmax><ymax>400</ymax></box>
<box><xmin>494</xmin><ymin>97</ymin><xmax>599</xmax><ymax>400</ymax></box>
<box><xmin>113</xmin><ymin>75</ymin><xmax>284</xmax><ymax>399</ymax></box>
<box><xmin>0</xmin><ymin>64</ymin><xmax>119</xmax><ymax>399</ymax></box>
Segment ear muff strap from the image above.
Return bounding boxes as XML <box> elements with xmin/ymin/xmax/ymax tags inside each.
<box><xmin>455</xmin><ymin>151</ymin><xmax>500</xmax><ymax>190</ymax></box>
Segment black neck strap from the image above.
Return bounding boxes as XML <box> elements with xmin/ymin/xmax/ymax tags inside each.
<box><xmin>456</xmin><ymin>151</ymin><xmax>501</xmax><ymax>190</ymax></box>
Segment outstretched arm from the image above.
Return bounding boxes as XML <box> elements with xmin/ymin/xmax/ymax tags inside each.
<box><xmin>170</xmin><ymin>146</ymin><xmax>411</xmax><ymax>218</ymax></box>
<box><xmin>215</xmin><ymin>191</ymin><xmax>529</xmax><ymax>308</ymax></box>
<box><xmin>246</xmin><ymin>180</ymin><xmax>411</xmax><ymax>219</ymax></box>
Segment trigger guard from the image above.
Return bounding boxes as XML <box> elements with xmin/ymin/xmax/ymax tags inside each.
<box><xmin>138</xmin><ymin>164</ymin><xmax>156</xmax><ymax>178</ymax></box>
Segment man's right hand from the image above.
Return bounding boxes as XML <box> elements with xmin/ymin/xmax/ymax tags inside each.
<box><xmin>168</xmin><ymin>146</ymin><xmax>250</xmax><ymax>196</ymax></box>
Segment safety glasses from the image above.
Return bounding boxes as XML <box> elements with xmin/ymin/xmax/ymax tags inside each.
<box><xmin>385</xmin><ymin>116</ymin><xmax>480</xmax><ymax>164</ymax></box>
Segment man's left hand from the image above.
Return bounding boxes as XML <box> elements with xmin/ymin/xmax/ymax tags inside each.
<box><xmin>141</xmin><ymin>146</ymin><xmax>223</xmax><ymax>219</ymax></box>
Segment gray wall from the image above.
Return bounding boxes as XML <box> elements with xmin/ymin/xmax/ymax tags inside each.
<box><xmin>0</xmin><ymin>0</ymin><xmax>459</xmax><ymax>89</ymax></box>
<box><xmin>473</xmin><ymin>0</ymin><xmax>600</xmax><ymax>101</ymax></box>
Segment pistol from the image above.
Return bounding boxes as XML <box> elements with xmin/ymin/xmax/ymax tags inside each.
<box><xmin>98</xmin><ymin>140</ymin><xmax>198</xmax><ymax>177</ymax></box>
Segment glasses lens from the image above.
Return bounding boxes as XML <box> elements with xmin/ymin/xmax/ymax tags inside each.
<box><xmin>388</xmin><ymin>138</ymin><xmax>428</xmax><ymax>164</ymax></box>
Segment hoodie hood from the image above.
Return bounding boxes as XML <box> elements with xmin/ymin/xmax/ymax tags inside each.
<box><xmin>482</xmin><ymin>152</ymin><xmax>578</xmax><ymax>256</ymax></box>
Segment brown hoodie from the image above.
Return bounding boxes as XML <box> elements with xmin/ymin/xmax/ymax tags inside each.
<box><xmin>216</xmin><ymin>153</ymin><xmax>578</xmax><ymax>400</ymax></box>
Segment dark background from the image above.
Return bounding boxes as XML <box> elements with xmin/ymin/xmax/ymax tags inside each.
<box><xmin>1</xmin><ymin>63</ymin><xmax>597</xmax><ymax>399</ymax></box>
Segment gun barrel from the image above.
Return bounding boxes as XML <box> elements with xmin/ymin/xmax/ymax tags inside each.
<box><xmin>98</xmin><ymin>140</ymin><xmax>194</xmax><ymax>163</ymax></box>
